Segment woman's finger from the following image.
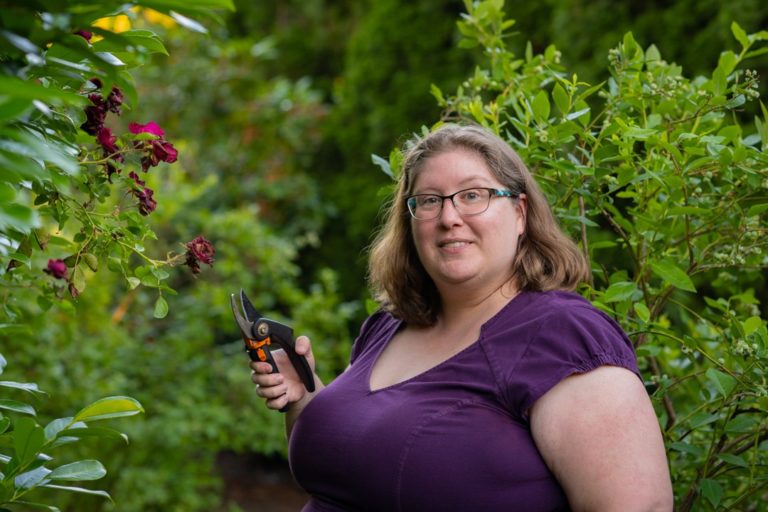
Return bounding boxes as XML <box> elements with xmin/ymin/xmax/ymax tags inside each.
<box><xmin>256</xmin><ymin>382</ymin><xmax>287</xmax><ymax>400</ymax></box>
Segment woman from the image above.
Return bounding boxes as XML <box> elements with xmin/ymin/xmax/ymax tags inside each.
<box><xmin>252</xmin><ymin>124</ymin><xmax>673</xmax><ymax>511</ymax></box>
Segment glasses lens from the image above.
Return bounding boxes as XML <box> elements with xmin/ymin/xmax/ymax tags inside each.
<box><xmin>408</xmin><ymin>195</ymin><xmax>439</xmax><ymax>219</ymax></box>
<box><xmin>454</xmin><ymin>188</ymin><xmax>491</xmax><ymax>215</ymax></box>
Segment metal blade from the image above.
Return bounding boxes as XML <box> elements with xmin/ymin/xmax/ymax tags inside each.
<box><xmin>240</xmin><ymin>289</ymin><xmax>262</xmax><ymax>322</ymax></box>
<box><xmin>230</xmin><ymin>293</ymin><xmax>255</xmax><ymax>340</ymax></box>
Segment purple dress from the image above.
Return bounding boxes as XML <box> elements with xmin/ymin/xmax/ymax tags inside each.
<box><xmin>288</xmin><ymin>291</ymin><xmax>640</xmax><ymax>511</ymax></box>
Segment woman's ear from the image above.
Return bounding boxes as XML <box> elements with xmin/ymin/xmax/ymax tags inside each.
<box><xmin>515</xmin><ymin>193</ymin><xmax>528</xmax><ymax>236</ymax></box>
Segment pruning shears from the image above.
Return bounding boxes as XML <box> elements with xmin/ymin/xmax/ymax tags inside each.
<box><xmin>230</xmin><ymin>289</ymin><xmax>316</xmax><ymax>409</ymax></box>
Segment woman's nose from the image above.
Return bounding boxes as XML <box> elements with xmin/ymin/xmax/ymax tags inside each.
<box><xmin>438</xmin><ymin>197</ymin><xmax>463</xmax><ymax>225</ymax></box>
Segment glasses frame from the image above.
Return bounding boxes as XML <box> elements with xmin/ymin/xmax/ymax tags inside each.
<box><xmin>405</xmin><ymin>187</ymin><xmax>517</xmax><ymax>220</ymax></box>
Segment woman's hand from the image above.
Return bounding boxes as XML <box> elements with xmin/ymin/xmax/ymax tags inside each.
<box><xmin>250</xmin><ymin>335</ymin><xmax>317</xmax><ymax>412</ymax></box>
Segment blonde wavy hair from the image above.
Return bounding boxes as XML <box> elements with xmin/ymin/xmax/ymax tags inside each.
<box><xmin>368</xmin><ymin>123</ymin><xmax>590</xmax><ymax>326</ymax></box>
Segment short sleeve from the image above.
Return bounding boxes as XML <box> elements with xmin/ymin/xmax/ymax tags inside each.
<box><xmin>499</xmin><ymin>304</ymin><xmax>639</xmax><ymax>419</ymax></box>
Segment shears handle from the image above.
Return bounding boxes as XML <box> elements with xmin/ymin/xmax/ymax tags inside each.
<box><xmin>244</xmin><ymin>336</ymin><xmax>290</xmax><ymax>413</ymax></box>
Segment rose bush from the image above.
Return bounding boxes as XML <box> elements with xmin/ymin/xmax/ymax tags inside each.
<box><xmin>1</xmin><ymin>1</ymin><xmax>233</xmax><ymax>509</ymax></box>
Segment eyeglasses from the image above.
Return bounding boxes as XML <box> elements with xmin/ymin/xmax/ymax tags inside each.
<box><xmin>405</xmin><ymin>187</ymin><xmax>517</xmax><ymax>220</ymax></box>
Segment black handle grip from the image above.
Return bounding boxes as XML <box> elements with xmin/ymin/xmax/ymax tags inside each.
<box><xmin>248</xmin><ymin>348</ymin><xmax>289</xmax><ymax>413</ymax></box>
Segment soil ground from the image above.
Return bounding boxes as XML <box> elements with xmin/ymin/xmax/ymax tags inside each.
<box><xmin>216</xmin><ymin>451</ymin><xmax>309</xmax><ymax>512</ymax></box>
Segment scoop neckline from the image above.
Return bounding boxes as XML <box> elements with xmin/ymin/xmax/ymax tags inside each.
<box><xmin>366</xmin><ymin>291</ymin><xmax>529</xmax><ymax>393</ymax></box>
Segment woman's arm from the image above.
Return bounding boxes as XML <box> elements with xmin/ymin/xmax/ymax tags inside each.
<box><xmin>530</xmin><ymin>365</ymin><xmax>673</xmax><ymax>512</ymax></box>
<box><xmin>251</xmin><ymin>335</ymin><xmax>325</xmax><ymax>438</ymax></box>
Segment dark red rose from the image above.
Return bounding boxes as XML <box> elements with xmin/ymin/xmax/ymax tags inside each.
<box><xmin>97</xmin><ymin>127</ymin><xmax>118</xmax><ymax>155</ymax></box>
<box><xmin>152</xmin><ymin>140</ymin><xmax>178</xmax><ymax>163</ymax></box>
<box><xmin>88</xmin><ymin>93</ymin><xmax>105</xmax><ymax>106</ymax></box>
<box><xmin>81</xmin><ymin>105</ymin><xmax>106</xmax><ymax>135</ymax></box>
<box><xmin>184</xmin><ymin>236</ymin><xmax>215</xmax><ymax>274</ymax></box>
<box><xmin>135</xmin><ymin>187</ymin><xmax>157</xmax><ymax>216</ymax></box>
<box><xmin>44</xmin><ymin>259</ymin><xmax>68</xmax><ymax>279</ymax></box>
<box><xmin>128</xmin><ymin>171</ymin><xmax>145</xmax><ymax>187</ymax></box>
<box><xmin>106</xmin><ymin>86</ymin><xmax>124</xmax><ymax>114</ymax></box>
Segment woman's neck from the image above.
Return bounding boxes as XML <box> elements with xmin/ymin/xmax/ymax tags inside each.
<box><xmin>435</xmin><ymin>279</ymin><xmax>519</xmax><ymax>333</ymax></box>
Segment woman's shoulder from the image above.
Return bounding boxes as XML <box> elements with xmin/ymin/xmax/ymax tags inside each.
<box><xmin>350</xmin><ymin>309</ymin><xmax>401</xmax><ymax>363</ymax></box>
<box><xmin>483</xmin><ymin>290</ymin><xmax>640</xmax><ymax>418</ymax></box>
<box><xmin>487</xmin><ymin>290</ymin><xmax>619</xmax><ymax>333</ymax></box>
<box><xmin>482</xmin><ymin>290</ymin><xmax>636</xmax><ymax>369</ymax></box>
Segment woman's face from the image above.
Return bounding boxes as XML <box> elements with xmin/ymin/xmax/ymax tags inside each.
<box><xmin>409</xmin><ymin>147</ymin><xmax>526</xmax><ymax>296</ymax></box>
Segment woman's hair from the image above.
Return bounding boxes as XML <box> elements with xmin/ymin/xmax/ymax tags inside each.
<box><xmin>368</xmin><ymin>123</ymin><xmax>591</xmax><ymax>326</ymax></box>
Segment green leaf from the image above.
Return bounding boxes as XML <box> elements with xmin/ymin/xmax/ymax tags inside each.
<box><xmin>92</xmin><ymin>30</ymin><xmax>168</xmax><ymax>56</ymax></box>
<box><xmin>731</xmin><ymin>22</ymin><xmax>750</xmax><ymax>49</ymax></box>
<box><xmin>49</xmin><ymin>460</ymin><xmax>106</xmax><ymax>482</ymax></box>
<box><xmin>716</xmin><ymin>50</ymin><xmax>739</xmax><ymax>78</ymax></box>
<box><xmin>153</xmin><ymin>295</ymin><xmax>169</xmax><ymax>319</ymax></box>
<box><xmin>14</xmin><ymin>417</ymin><xmax>45</xmax><ymax>467</ymax></box>
<box><xmin>0</xmin><ymin>202</ymin><xmax>40</xmax><ymax>234</ymax></box>
<box><xmin>42</xmin><ymin>483</ymin><xmax>111</xmax><ymax>501</ymax></box>
<box><xmin>725</xmin><ymin>415</ymin><xmax>759</xmax><ymax>433</ymax></box>
<box><xmin>72</xmin><ymin>396</ymin><xmax>143</xmax><ymax>423</ymax></box>
<box><xmin>669</xmin><ymin>441</ymin><xmax>704</xmax><ymax>457</ymax></box>
<box><xmin>688</xmin><ymin>412</ymin><xmax>719</xmax><ymax>429</ymax></box>
<box><xmin>742</xmin><ymin>316</ymin><xmax>763</xmax><ymax>336</ymax></box>
<box><xmin>747</xmin><ymin>203</ymin><xmax>768</xmax><ymax>217</ymax></box>
<box><xmin>717</xmin><ymin>453</ymin><xmax>749</xmax><ymax>468</ymax></box>
<box><xmin>531</xmin><ymin>90</ymin><xmax>550</xmax><ymax>122</ymax></box>
<box><xmin>0</xmin><ymin>76</ymin><xmax>86</xmax><ymax>106</ymax></box>
<box><xmin>44</xmin><ymin>418</ymin><xmax>75</xmax><ymax>442</ymax></box>
<box><xmin>700</xmin><ymin>478</ymin><xmax>723</xmax><ymax>508</ymax></box>
<box><xmin>15</xmin><ymin>466</ymin><xmax>52</xmax><ymax>490</ymax></box>
<box><xmin>0</xmin><ymin>381</ymin><xmax>44</xmax><ymax>395</ymax></box>
<box><xmin>126</xmin><ymin>276</ymin><xmax>141</xmax><ymax>289</ymax></box>
<box><xmin>371</xmin><ymin>154</ymin><xmax>392</xmax><ymax>179</ymax></box>
<box><xmin>82</xmin><ymin>253</ymin><xmax>98</xmax><ymax>272</ymax></box>
<box><xmin>71</xmin><ymin>266</ymin><xmax>87</xmax><ymax>294</ymax></box>
<box><xmin>169</xmin><ymin>11</ymin><xmax>208</xmax><ymax>33</ymax></box>
<box><xmin>0</xmin><ymin>97</ymin><xmax>33</xmax><ymax>122</ymax></box>
<box><xmin>0</xmin><ymin>399</ymin><xmax>36</xmax><ymax>416</ymax></box>
<box><xmin>705</xmin><ymin>368</ymin><xmax>736</xmax><ymax>398</ymax></box>
<box><xmin>59</xmin><ymin>427</ymin><xmax>128</xmax><ymax>444</ymax></box>
<box><xmin>623</xmin><ymin>126</ymin><xmax>657</xmax><ymax>140</ymax></box>
<box><xmin>633</xmin><ymin>302</ymin><xmax>651</xmax><ymax>323</ymax></box>
<box><xmin>552</xmin><ymin>83</ymin><xmax>570</xmax><ymax>115</ymax></box>
<box><xmin>649</xmin><ymin>260</ymin><xmax>696</xmax><ymax>292</ymax></box>
<box><xmin>565</xmin><ymin>107</ymin><xmax>590</xmax><ymax>122</ymax></box>
<box><xmin>602</xmin><ymin>281</ymin><xmax>639</xmax><ymax>303</ymax></box>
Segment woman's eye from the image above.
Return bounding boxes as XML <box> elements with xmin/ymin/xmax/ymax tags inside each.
<box><xmin>460</xmin><ymin>190</ymin><xmax>481</xmax><ymax>202</ymax></box>
<box><xmin>419</xmin><ymin>196</ymin><xmax>441</xmax><ymax>207</ymax></box>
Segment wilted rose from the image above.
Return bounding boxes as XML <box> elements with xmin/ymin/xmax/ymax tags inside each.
<box><xmin>105</xmin><ymin>86</ymin><xmax>124</xmax><ymax>114</ymax></box>
<box><xmin>97</xmin><ymin>127</ymin><xmax>119</xmax><ymax>155</ymax></box>
<box><xmin>184</xmin><ymin>236</ymin><xmax>215</xmax><ymax>274</ymax></box>
<box><xmin>135</xmin><ymin>187</ymin><xmax>157</xmax><ymax>216</ymax></box>
<box><xmin>81</xmin><ymin>104</ymin><xmax>106</xmax><ymax>135</ymax></box>
<box><xmin>44</xmin><ymin>259</ymin><xmax>68</xmax><ymax>279</ymax></box>
<box><xmin>128</xmin><ymin>171</ymin><xmax>145</xmax><ymax>187</ymax></box>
